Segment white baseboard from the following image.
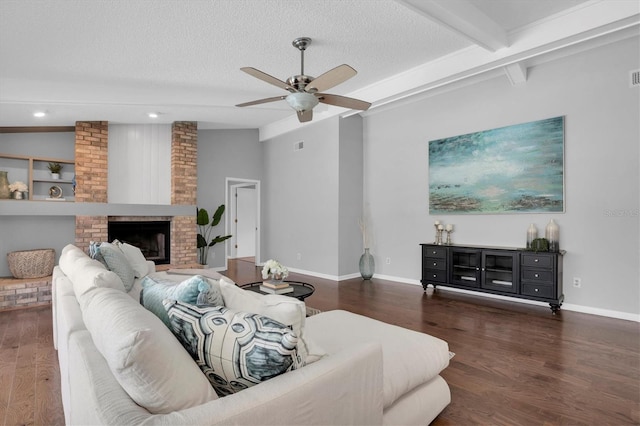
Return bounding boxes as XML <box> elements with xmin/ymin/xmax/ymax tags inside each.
<box><xmin>271</xmin><ymin>267</ymin><xmax>640</xmax><ymax>323</ymax></box>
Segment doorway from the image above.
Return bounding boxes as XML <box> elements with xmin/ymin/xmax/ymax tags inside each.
<box><xmin>225</xmin><ymin>178</ymin><xmax>260</xmax><ymax>269</ymax></box>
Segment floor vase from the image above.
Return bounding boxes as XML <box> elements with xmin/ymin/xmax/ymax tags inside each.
<box><xmin>359</xmin><ymin>248</ymin><xmax>375</xmax><ymax>280</ymax></box>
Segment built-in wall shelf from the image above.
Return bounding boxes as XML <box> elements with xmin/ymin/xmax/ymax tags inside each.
<box><xmin>0</xmin><ymin>200</ymin><xmax>195</xmax><ymax>217</ymax></box>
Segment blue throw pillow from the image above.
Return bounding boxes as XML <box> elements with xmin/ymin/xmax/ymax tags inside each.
<box><xmin>99</xmin><ymin>242</ymin><xmax>135</xmax><ymax>291</ymax></box>
<box><xmin>141</xmin><ymin>275</ymin><xmax>210</xmax><ymax>328</ymax></box>
<box><xmin>88</xmin><ymin>241</ymin><xmax>109</xmax><ymax>268</ymax></box>
<box><xmin>163</xmin><ymin>300</ymin><xmax>302</xmax><ymax>397</ymax></box>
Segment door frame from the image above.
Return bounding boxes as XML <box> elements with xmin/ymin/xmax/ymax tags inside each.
<box><xmin>225</xmin><ymin>177</ymin><xmax>261</xmax><ymax>269</ymax></box>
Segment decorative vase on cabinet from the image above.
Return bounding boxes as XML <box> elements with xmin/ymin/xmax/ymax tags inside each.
<box><xmin>0</xmin><ymin>171</ymin><xmax>10</xmax><ymax>199</ymax></box>
<box><xmin>359</xmin><ymin>248</ymin><xmax>375</xmax><ymax>280</ymax></box>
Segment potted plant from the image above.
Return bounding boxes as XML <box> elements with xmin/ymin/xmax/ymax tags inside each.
<box><xmin>48</xmin><ymin>162</ymin><xmax>63</xmax><ymax>179</ymax></box>
<box><xmin>196</xmin><ymin>204</ymin><xmax>232</xmax><ymax>265</ymax></box>
<box><xmin>8</xmin><ymin>181</ymin><xmax>28</xmax><ymax>200</ymax></box>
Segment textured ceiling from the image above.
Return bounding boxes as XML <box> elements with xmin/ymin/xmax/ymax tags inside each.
<box><xmin>0</xmin><ymin>0</ymin><xmax>637</xmax><ymax>137</ymax></box>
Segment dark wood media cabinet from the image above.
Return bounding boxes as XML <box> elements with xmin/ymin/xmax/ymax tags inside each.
<box><xmin>420</xmin><ymin>243</ymin><xmax>565</xmax><ymax>313</ymax></box>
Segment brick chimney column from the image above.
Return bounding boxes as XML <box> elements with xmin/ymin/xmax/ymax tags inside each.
<box><xmin>171</xmin><ymin>121</ymin><xmax>198</xmax><ymax>265</ymax></box>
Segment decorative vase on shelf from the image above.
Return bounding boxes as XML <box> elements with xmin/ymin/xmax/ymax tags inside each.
<box><xmin>0</xmin><ymin>171</ymin><xmax>10</xmax><ymax>199</ymax></box>
<box><xmin>359</xmin><ymin>248</ymin><xmax>375</xmax><ymax>280</ymax></box>
<box><xmin>51</xmin><ymin>173</ymin><xmax>60</xmax><ymax>180</ymax></box>
<box><xmin>526</xmin><ymin>224</ymin><xmax>538</xmax><ymax>249</ymax></box>
<box><xmin>545</xmin><ymin>219</ymin><xmax>559</xmax><ymax>252</ymax></box>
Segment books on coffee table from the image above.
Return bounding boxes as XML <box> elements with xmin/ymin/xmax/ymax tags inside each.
<box><xmin>260</xmin><ymin>282</ymin><xmax>294</xmax><ymax>294</ymax></box>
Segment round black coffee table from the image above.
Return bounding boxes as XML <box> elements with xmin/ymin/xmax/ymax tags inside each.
<box><xmin>240</xmin><ymin>281</ymin><xmax>315</xmax><ymax>301</ymax></box>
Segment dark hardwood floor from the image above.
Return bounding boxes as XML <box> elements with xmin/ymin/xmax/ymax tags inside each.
<box><xmin>1</xmin><ymin>258</ymin><xmax>638</xmax><ymax>425</ymax></box>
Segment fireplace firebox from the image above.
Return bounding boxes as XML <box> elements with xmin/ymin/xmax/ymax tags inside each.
<box><xmin>108</xmin><ymin>220</ymin><xmax>170</xmax><ymax>265</ymax></box>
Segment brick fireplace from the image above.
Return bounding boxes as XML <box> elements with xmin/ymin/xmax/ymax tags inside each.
<box><xmin>73</xmin><ymin>121</ymin><xmax>199</xmax><ymax>267</ymax></box>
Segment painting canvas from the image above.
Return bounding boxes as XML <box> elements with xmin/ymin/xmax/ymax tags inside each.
<box><xmin>429</xmin><ymin>116</ymin><xmax>564</xmax><ymax>214</ymax></box>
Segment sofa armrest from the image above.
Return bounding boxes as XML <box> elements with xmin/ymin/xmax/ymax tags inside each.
<box><xmin>146</xmin><ymin>342</ymin><xmax>384</xmax><ymax>426</ymax></box>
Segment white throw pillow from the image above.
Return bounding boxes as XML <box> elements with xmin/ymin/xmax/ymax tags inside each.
<box><xmin>118</xmin><ymin>242</ymin><xmax>150</xmax><ymax>278</ymax></box>
<box><xmin>81</xmin><ymin>287</ymin><xmax>218</xmax><ymax>414</ymax></box>
<box><xmin>219</xmin><ymin>279</ymin><xmax>308</xmax><ymax>363</ymax></box>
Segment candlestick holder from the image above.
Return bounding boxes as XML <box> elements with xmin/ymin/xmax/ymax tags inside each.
<box><xmin>437</xmin><ymin>229</ymin><xmax>444</xmax><ymax>245</ymax></box>
<box><xmin>434</xmin><ymin>224</ymin><xmax>440</xmax><ymax>244</ymax></box>
<box><xmin>445</xmin><ymin>229</ymin><xmax>453</xmax><ymax>245</ymax></box>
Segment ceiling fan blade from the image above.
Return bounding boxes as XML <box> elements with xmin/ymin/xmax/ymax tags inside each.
<box><xmin>236</xmin><ymin>96</ymin><xmax>286</xmax><ymax>107</ymax></box>
<box><xmin>317</xmin><ymin>93</ymin><xmax>371</xmax><ymax>111</ymax></box>
<box><xmin>305</xmin><ymin>64</ymin><xmax>356</xmax><ymax>93</ymax></box>
<box><xmin>240</xmin><ymin>67</ymin><xmax>295</xmax><ymax>92</ymax></box>
<box><xmin>297</xmin><ymin>109</ymin><xmax>313</xmax><ymax>123</ymax></box>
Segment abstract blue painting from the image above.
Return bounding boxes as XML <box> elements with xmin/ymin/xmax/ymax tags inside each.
<box><xmin>429</xmin><ymin>116</ymin><xmax>564</xmax><ymax>214</ymax></box>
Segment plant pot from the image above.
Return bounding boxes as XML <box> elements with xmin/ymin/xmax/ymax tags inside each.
<box><xmin>51</xmin><ymin>173</ymin><xmax>60</xmax><ymax>180</ymax></box>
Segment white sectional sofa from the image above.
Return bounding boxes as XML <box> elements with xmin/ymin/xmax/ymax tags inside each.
<box><xmin>52</xmin><ymin>244</ymin><xmax>451</xmax><ymax>425</ymax></box>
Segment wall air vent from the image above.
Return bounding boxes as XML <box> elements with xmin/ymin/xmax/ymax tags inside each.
<box><xmin>631</xmin><ymin>70</ymin><xmax>640</xmax><ymax>88</ymax></box>
<box><xmin>293</xmin><ymin>141</ymin><xmax>304</xmax><ymax>151</ymax></box>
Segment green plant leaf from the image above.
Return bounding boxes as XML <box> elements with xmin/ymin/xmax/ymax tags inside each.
<box><xmin>197</xmin><ymin>234</ymin><xmax>209</xmax><ymax>249</ymax></box>
<box><xmin>211</xmin><ymin>204</ymin><xmax>225</xmax><ymax>227</ymax></box>
<box><xmin>196</xmin><ymin>207</ymin><xmax>210</xmax><ymax>226</ymax></box>
<box><xmin>208</xmin><ymin>235</ymin><xmax>232</xmax><ymax>246</ymax></box>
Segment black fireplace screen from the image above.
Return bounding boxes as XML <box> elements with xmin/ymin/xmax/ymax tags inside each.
<box><xmin>108</xmin><ymin>221</ymin><xmax>170</xmax><ymax>265</ymax></box>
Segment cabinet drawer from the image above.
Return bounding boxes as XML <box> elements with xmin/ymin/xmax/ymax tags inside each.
<box><xmin>425</xmin><ymin>258</ymin><xmax>446</xmax><ymax>270</ymax></box>
<box><xmin>521</xmin><ymin>253</ymin><xmax>553</xmax><ymax>268</ymax></box>
<box><xmin>521</xmin><ymin>269</ymin><xmax>553</xmax><ymax>283</ymax></box>
<box><xmin>423</xmin><ymin>269</ymin><xmax>447</xmax><ymax>283</ymax></box>
<box><xmin>521</xmin><ymin>282</ymin><xmax>555</xmax><ymax>299</ymax></box>
<box><xmin>423</xmin><ymin>246</ymin><xmax>447</xmax><ymax>259</ymax></box>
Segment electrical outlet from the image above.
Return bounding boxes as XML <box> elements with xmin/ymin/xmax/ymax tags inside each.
<box><xmin>386</xmin><ymin>257</ymin><xmax>391</xmax><ymax>265</ymax></box>
<box><xmin>572</xmin><ymin>277</ymin><xmax>581</xmax><ymax>288</ymax></box>
<box><xmin>297</xmin><ymin>253</ymin><xmax>301</xmax><ymax>260</ymax></box>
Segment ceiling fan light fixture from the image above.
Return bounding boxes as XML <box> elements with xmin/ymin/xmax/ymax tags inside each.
<box><xmin>285</xmin><ymin>92</ymin><xmax>319</xmax><ymax>112</ymax></box>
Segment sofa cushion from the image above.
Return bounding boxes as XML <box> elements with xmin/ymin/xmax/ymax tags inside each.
<box><xmin>305</xmin><ymin>310</ymin><xmax>451</xmax><ymax>410</ymax></box>
<box><xmin>99</xmin><ymin>242</ymin><xmax>136</xmax><ymax>291</ymax></box>
<box><xmin>116</xmin><ymin>242</ymin><xmax>149</xmax><ymax>278</ymax></box>
<box><xmin>59</xmin><ymin>244</ymin><xmax>125</xmax><ymax>297</ymax></box>
<box><xmin>81</xmin><ymin>287</ymin><xmax>218</xmax><ymax>414</ymax></box>
<box><xmin>218</xmin><ymin>279</ymin><xmax>309</xmax><ymax>362</ymax></box>
<box><xmin>163</xmin><ymin>300</ymin><xmax>302</xmax><ymax>397</ymax></box>
<box><xmin>140</xmin><ymin>275</ymin><xmax>210</xmax><ymax>328</ymax></box>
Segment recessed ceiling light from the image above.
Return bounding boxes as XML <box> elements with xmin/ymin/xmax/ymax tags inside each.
<box><xmin>33</xmin><ymin>111</ymin><xmax>46</xmax><ymax>118</ymax></box>
<box><xmin>148</xmin><ymin>112</ymin><xmax>159</xmax><ymax>118</ymax></box>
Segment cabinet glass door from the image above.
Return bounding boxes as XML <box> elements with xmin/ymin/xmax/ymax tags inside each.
<box><xmin>451</xmin><ymin>249</ymin><xmax>480</xmax><ymax>287</ymax></box>
<box><xmin>481</xmin><ymin>251</ymin><xmax>518</xmax><ymax>293</ymax></box>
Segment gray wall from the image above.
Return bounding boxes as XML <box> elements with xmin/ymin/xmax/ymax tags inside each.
<box><xmin>262</xmin><ymin>118</ymin><xmax>341</xmax><ymax>276</ymax></box>
<box><xmin>338</xmin><ymin>116</ymin><xmax>364</xmax><ymax>276</ymax></box>
<box><xmin>0</xmin><ymin>132</ymin><xmax>75</xmax><ymax>276</ymax></box>
<box><xmin>362</xmin><ymin>36</ymin><xmax>639</xmax><ymax>317</ymax></box>
<box><xmin>197</xmin><ymin>129</ymin><xmax>262</xmax><ymax>268</ymax></box>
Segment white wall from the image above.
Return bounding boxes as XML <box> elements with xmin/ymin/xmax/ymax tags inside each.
<box><xmin>363</xmin><ymin>36</ymin><xmax>639</xmax><ymax>318</ymax></box>
<box><xmin>108</xmin><ymin>124</ymin><xmax>171</xmax><ymax>204</ymax></box>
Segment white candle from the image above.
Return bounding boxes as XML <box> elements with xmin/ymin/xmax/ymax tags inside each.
<box><xmin>445</xmin><ymin>224</ymin><xmax>453</xmax><ymax>231</ymax></box>
<box><xmin>434</xmin><ymin>220</ymin><xmax>440</xmax><ymax>225</ymax></box>
<box><xmin>437</xmin><ymin>224</ymin><xmax>444</xmax><ymax>230</ymax></box>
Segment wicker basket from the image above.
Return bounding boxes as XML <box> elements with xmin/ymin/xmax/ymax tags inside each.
<box><xmin>7</xmin><ymin>248</ymin><xmax>55</xmax><ymax>279</ymax></box>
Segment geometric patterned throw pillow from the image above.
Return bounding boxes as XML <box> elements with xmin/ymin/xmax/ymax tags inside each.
<box><xmin>163</xmin><ymin>300</ymin><xmax>302</xmax><ymax>397</ymax></box>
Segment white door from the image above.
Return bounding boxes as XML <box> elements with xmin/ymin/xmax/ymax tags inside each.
<box><xmin>235</xmin><ymin>186</ymin><xmax>256</xmax><ymax>258</ymax></box>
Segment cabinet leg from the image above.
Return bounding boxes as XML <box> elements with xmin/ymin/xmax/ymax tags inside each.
<box><xmin>549</xmin><ymin>303</ymin><xmax>561</xmax><ymax>314</ymax></box>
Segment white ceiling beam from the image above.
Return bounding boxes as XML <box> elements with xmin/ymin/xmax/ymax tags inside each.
<box><xmin>396</xmin><ymin>0</ymin><xmax>509</xmax><ymax>52</ymax></box>
<box><xmin>504</xmin><ymin>63</ymin><xmax>527</xmax><ymax>86</ymax></box>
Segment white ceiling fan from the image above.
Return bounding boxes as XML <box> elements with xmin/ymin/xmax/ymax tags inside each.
<box><xmin>236</xmin><ymin>37</ymin><xmax>371</xmax><ymax>123</ymax></box>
